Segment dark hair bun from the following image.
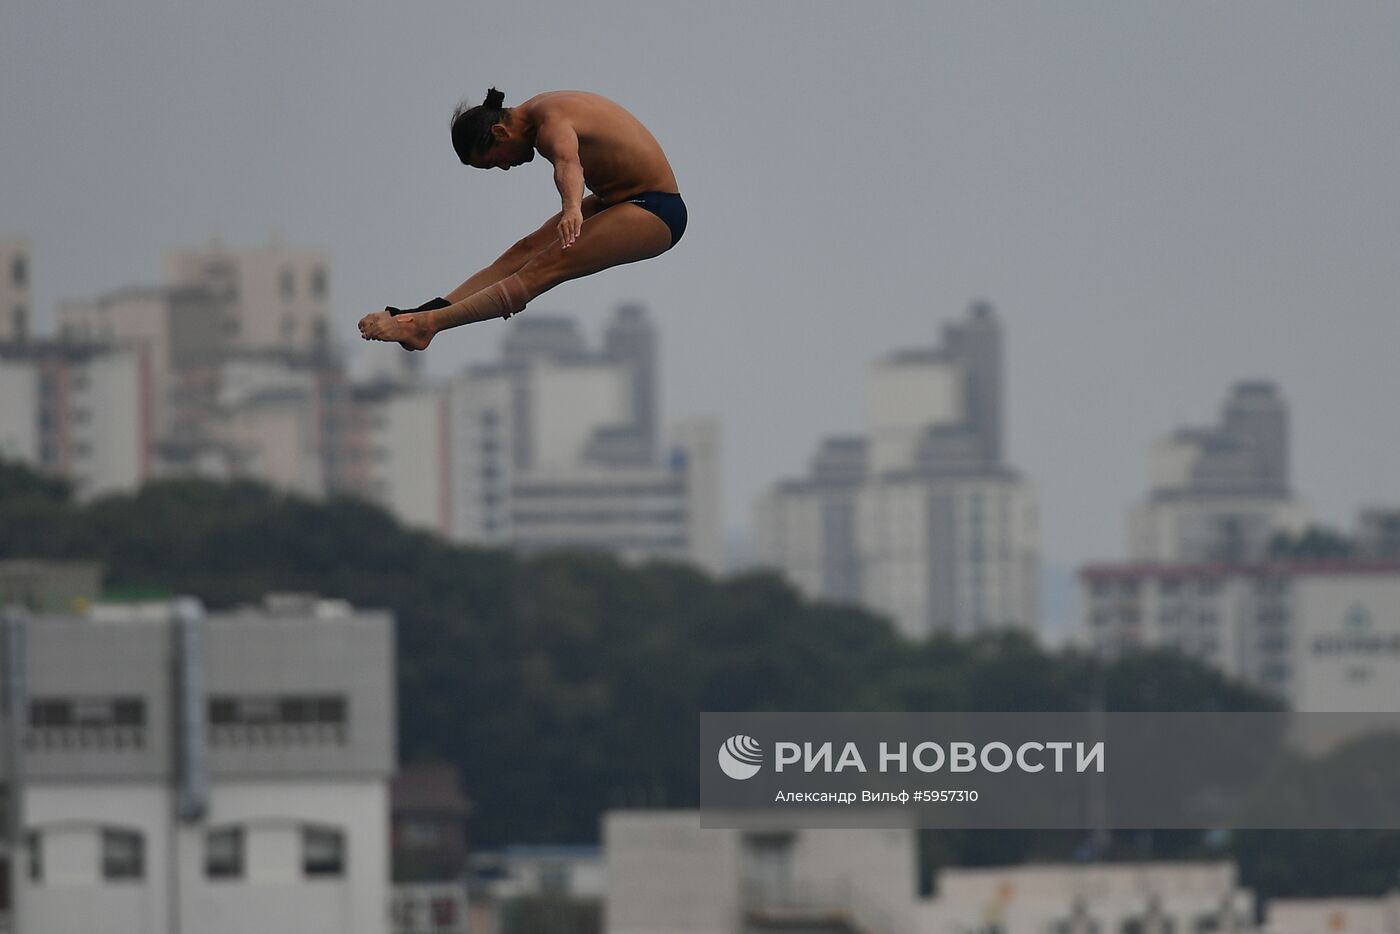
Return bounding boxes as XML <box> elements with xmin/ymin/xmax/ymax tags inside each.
<box><xmin>484</xmin><ymin>88</ymin><xmax>505</xmax><ymax>109</ymax></box>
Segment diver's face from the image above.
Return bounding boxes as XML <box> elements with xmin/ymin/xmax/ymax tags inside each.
<box><xmin>469</xmin><ymin>136</ymin><xmax>534</xmax><ymax>171</ymax></box>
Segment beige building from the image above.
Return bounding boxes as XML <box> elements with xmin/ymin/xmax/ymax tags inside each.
<box><xmin>44</xmin><ymin>239</ymin><xmax>348</xmax><ymax>499</ymax></box>
<box><xmin>0</xmin><ymin>340</ymin><xmax>154</xmax><ymax>498</ymax></box>
<box><xmin>343</xmin><ymin>378</ymin><xmax>454</xmax><ymax>537</ymax></box>
<box><xmin>1265</xmin><ymin>894</ymin><xmax>1400</xmax><ymax>933</ymax></box>
<box><xmin>165</xmin><ymin>237</ymin><xmax>332</xmax><ymax>354</ymax></box>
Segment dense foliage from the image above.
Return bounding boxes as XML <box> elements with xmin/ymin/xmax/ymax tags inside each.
<box><xmin>2</xmin><ymin>463</ymin><xmax>1395</xmax><ymax>900</ymax></box>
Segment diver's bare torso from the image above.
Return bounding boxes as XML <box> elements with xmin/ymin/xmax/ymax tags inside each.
<box><xmin>519</xmin><ymin>91</ymin><xmax>678</xmax><ymax>203</ymax></box>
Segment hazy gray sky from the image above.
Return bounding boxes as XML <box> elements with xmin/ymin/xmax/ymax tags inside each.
<box><xmin>4</xmin><ymin>2</ymin><xmax>1398</xmax><ymax>599</ymax></box>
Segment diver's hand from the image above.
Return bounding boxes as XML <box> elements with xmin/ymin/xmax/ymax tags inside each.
<box><xmin>557</xmin><ymin>207</ymin><xmax>584</xmax><ymax>249</ymax></box>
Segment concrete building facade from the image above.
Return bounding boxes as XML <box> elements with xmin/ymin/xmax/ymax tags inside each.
<box><xmin>0</xmin><ymin>340</ymin><xmax>154</xmax><ymax>498</ymax></box>
<box><xmin>1129</xmin><ymin>383</ymin><xmax>1307</xmax><ymax>564</ymax></box>
<box><xmin>602</xmin><ymin>811</ymin><xmax>1257</xmax><ymax>934</ymax></box>
<box><xmin>0</xmin><ymin>239</ymin><xmax>31</xmax><ymax>346</ymax></box>
<box><xmin>756</xmin><ymin>302</ymin><xmax>1039</xmax><ymax>639</ymax></box>
<box><xmin>164</xmin><ymin>238</ymin><xmax>333</xmax><ymax>355</ymax></box>
<box><xmin>444</xmin><ymin>308</ymin><xmax>723</xmax><ymax>573</ymax></box>
<box><xmin>1</xmin><ymin>595</ymin><xmax>395</xmax><ymax>934</ymax></box>
<box><xmin>604</xmin><ymin>811</ymin><xmax>919</xmax><ymax>934</ymax></box>
<box><xmin>1076</xmin><ymin>559</ymin><xmax>1400</xmax><ymax>711</ymax></box>
<box><xmin>1265</xmin><ymin>894</ymin><xmax>1400</xmax><ymax>933</ymax></box>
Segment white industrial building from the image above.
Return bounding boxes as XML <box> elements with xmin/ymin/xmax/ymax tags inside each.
<box><xmin>603</xmin><ymin>811</ymin><xmax>1256</xmax><ymax>934</ymax></box>
<box><xmin>1</xmin><ymin>594</ymin><xmax>395</xmax><ymax>934</ymax></box>
<box><xmin>756</xmin><ymin>302</ymin><xmax>1039</xmax><ymax>639</ymax></box>
<box><xmin>1076</xmin><ymin>558</ymin><xmax>1400</xmax><ymax>711</ymax></box>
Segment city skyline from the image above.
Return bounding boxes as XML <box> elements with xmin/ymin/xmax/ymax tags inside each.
<box><xmin>3</xmin><ymin>232</ymin><xmax>1395</xmax><ymax>624</ymax></box>
<box><xmin>4</xmin><ymin>2</ymin><xmax>1398</xmax><ymax>602</ymax></box>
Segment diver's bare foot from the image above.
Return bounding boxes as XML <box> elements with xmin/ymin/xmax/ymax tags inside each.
<box><xmin>357</xmin><ymin>310</ymin><xmax>435</xmax><ymax>351</ymax></box>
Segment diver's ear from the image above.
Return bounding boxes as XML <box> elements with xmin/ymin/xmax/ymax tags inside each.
<box><xmin>490</xmin><ymin>122</ymin><xmax>510</xmax><ymax>142</ymax></box>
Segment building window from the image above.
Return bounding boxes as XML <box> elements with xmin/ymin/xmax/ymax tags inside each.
<box><xmin>431</xmin><ymin>897</ymin><xmax>458</xmax><ymax>927</ymax></box>
<box><xmin>280</xmin><ymin>268</ymin><xmax>296</xmax><ymax>300</ymax></box>
<box><xmin>27</xmin><ymin>831</ymin><xmax>42</xmax><ymax>882</ymax></box>
<box><xmin>102</xmin><ymin>828</ymin><xmax>144</xmax><ymax>881</ymax></box>
<box><xmin>28</xmin><ymin>696</ymin><xmax>147</xmax><ymax>750</ymax></box>
<box><xmin>206</xmin><ymin>827</ymin><xmax>244</xmax><ymax>879</ymax></box>
<box><xmin>400</xmin><ymin>818</ymin><xmax>443</xmax><ymax>849</ymax></box>
<box><xmin>302</xmin><ymin>825</ymin><xmax>345</xmax><ymax>877</ymax></box>
<box><xmin>310</xmin><ymin>266</ymin><xmax>327</xmax><ymax>299</ymax></box>
<box><xmin>12</xmin><ymin>254</ymin><xmax>26</xmax><ymax>287</ymax></box>
<box><xmin>209</xmin><ymin>693</ymin><xmax>348</xmax><ymax>746</ymax></box>
<box><xmin>539</xmin><ymin>861</ymin><xmax>569</xmax><ymax>895</ymax></box>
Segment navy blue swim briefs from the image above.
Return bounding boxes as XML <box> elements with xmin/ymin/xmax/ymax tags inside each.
<box><xmin>598</xmin><ymin>191</ymin><xmax>687</xmax><ymax>247</ymax></box>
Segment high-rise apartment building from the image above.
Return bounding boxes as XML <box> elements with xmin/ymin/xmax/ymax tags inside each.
<box><xmin>1</xmin><ymin>239</ymin><xmax>156</xmax><ymax>497</ymax></box>
<box><xmin>756</xmin><ymin>302</ymin><xmax>1038</xmax><ymax>639</ymax></box>
<box><xmin>36</xmin><ymin>239</ymin><xmax>345</xmax><ymax>498</ymax></box>
<box><xmin>343</xmin><ymin>377</ymin><xmax>454</xmax><ymax>537</ymax></box>
<box><xmin>1129</xmin><ymin>383</ymin><xmax>1306</xmax><ymax>563</ymax></box>
<box><xmin>165</xmin><ymin>238</ymin><xmax>333</xmax><ymax>354</ymax></box>
<box><xmin>0</xmin><ymin>238</ymin><xmax>31</xmax><ymax>345</ymax></box>
<box><xmin>0</xmin><ymin>339</ymin><xmax>154</xmax><ymax>498</ymax></box>
<box><xmin>444</xmin><ymin>308</ymin><xmax>722</xmax><ymax>572</ymax></box>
